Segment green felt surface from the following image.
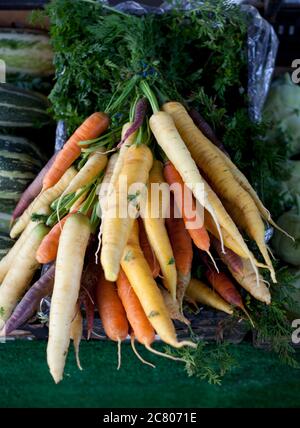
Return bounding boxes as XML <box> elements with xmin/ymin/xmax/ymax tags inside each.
<box><xmin>0</xmin><ymin>340</ymin><xmax>299</xmax><ymax>408</ymax></box>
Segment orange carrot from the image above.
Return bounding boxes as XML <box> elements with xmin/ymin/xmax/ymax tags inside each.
<box><xmin>138</xmin><ymin>218</ymin><xmax>160</xmax><ymax>278</ymax></box>
<box><xmin>36</xmin><ymin>211</ymin><xmax>76</xmax><ymax>264</ymax></box>
<box><xmin>117</xmin><ymin>268</ymin><xmax>155</xmax><ymax>346</ymax></box>
<box><xmin>212</xmin><ymin>237</ymin><xmax>271</xmax><ymax>304</ymax></box>
<box><xmin>43</xmin><ymin>112</ymin><xmax>109</xmax><ymax>190</ymax></box>
<box><xmin>165</xmin><ymin>197</ymin><xmax>193</xmax><ymax>306</ymax></box>
<box><xmin>95</xmin><ymin>270</ymin><xmax>128</xmax><ymax>343</ymax></box>
<box><xmin>205</xmin><ymin>268</ymin><xmax>254</xmax><ymax>326</ymax></box>
<box><xmin>164</xmin><ymin>161</ymin><xmax>210</xmax><ymax>251</ymax></box>
<box><xmin>205</xmin><ymin>269</ymin><xmax>242</xmax><ymax>309</ymax></box>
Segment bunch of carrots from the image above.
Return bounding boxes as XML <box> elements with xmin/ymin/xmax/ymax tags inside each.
<box><xmin>0</xmin><ymin>81</ymin><xmax>291</xmax><ymax>383</ymax></box>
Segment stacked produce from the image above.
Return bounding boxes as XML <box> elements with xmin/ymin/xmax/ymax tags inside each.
<box><xmin>0</xmin><ymin>23</ymin><xmax>53</xmax><ymax>249</ymax></box>
<box><xmin>0</xmin><ymin>85</ymin><xmax>289</xmax><ymax>382</ymax></box>
<box><xmin>0</xmin><ymin>0</ymin><xmax>298</xmax><ymax>383</ymax></box>
<box><xmin>0</xmin><ymin>29</ymin><xmax>53</xmax><ymax>77</ymax></box>
<box><xmin>0</xmin><ymin>83</ymin><xmax>50</xmax><ymax>254</ymax></box>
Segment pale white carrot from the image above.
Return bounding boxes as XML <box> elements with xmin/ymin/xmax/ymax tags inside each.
<box><xmin>0</xmin><ymin>206</ymin><xmax>50</xmax><ymax>283</ymax></box>
<box><xmin>70</xmin><ymin>303</ymin><xmax>83</xmax><ymax>371</ymax></box>
<box><xmin>64</xmin><ymin>149</ymin><xmax>107</xmax><ymax>195</ymax></box>
<box><xmin>47</xmin><ymin>213</ymin><xmax>90</xmax><ymax>383</ymax></box>
<box><xmin>0</xmin><ymin>223</ymin><xmax>49</xmax><ymax>329</ymax></box>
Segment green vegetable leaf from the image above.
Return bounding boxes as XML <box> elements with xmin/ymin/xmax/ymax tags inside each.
<box><xmin>165</xmin><ymin>341</ymin><xmax>236</xmax><ymax>385</ymax></box>
<box><xmin>31</xmin><ymin>214</ymin><xmax>48</xmax><ymax>223</ymax></box>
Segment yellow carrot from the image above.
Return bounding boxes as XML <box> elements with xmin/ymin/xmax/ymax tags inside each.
<box><xmin>10</xmin><ymin>167</ymin><xmax>77</xmax><ymax>239</ymax></box>
<box><xmin>98</xmin><ymin>124</ymin><xmax>136</xmax><ymax>218</ymax></box>
<box><xmin>206</xmin><ymin>215</ymin><xmax>266</xmax><ymax>271</ymax></box>
<box><xmin>149</xmin><ymin>110</ymin><xmax>223</xmax><ymax>249</ymax></box>
<box><xmin>0</xmin><ymin>223</ymin><xmax>49</xmax><ymax>330</ymax></box>
<box><xmin>232</xmin><ymin>258</ymin><xmax>271</xmax><ymax>304</ymax></box>
<box><xmin>95</xmin><ymin>153</ymin><xmax>120</xmax><ymax>261</ymax></box>
<box><xmin>203</xmin><ymin>180</ymin><xmax>260</xmax><ymax>279</ymax></box>
<box><xmin>47</xmin><ymin>213</ymin><xmax>90</xmax><ymax>383</ymax></box>
<box><xmin>204</xmin><ymin>210</ymin><xmax>248</xmax><ymax>259</ymax></box>
<box><xmin>98</xmin><ymin>153</ymin><xmax>119</xmax><ymax>214</ymax></box>
<box><xmin>64</xmin><ymin>149</ymin><xmax>107</xmax><ymax>195</ymax></box>
<box><xmin>216</xmin><ymin>147</ymin><xmax>292</xmax><ymax>238</ymax></box>
<box><xmin>214</xmin><ymin>241</ymin><xmax>271</xmax><ymax>304</ymax></box>
<box><xmin>70</xmin><ymin>188</ymin><xmax>88</xmax><ymax>212</ymax></box>
<box><xmin>101</xmin><ymin>144</ymin><xmax>153</xmax><ymax>282</ymax></box>
<box><xmin>163</xmin><ymin>102</ymin><xmax>276</xmax><ymax>282</ymax></box>
<box><xmin>186</xmin><ymin>278</ymin><xmax>233</xmax><ymax>315</ymax></box>
<box><xmin>223</xmin><ymin>197</ymin><xmax>275</xmax><ymax>278</ymax></box>
<box><xmin>0</xmin><ymin>206</ymin><xmax>50</xmax><ymax>283</ymax></box>
<box><xmin>121</xmin><ymin>221</ymin><xmax>194</xmax><ymax>348</ymax></box>
<box><xmin>142</xmin><ymin>160</ymin><xmax>177</xmax><ymax>300</ymax></box>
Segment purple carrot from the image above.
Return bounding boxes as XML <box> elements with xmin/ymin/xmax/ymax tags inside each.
<box><xmin>79</xmin><ymin>257</ymin><xmax>98</xmax><ymax>340</ymax></box>
<box><xmin>189</xmin><ymin>109</ymin><xmax>229</xmax><ymax>156</ymax></box>
<box><xmin>2</xmin><ymin>264</ymin><xmax>55</xmax><ymax>336</ymax></box>
<box><xmin>211</xmin><ymin>237</ymin><xmax>243</xmax><ymax>275</ymax></box>
<box><xmin>118</xmin><ymin>97</ymin><xmax>148</xmax><ymax>148</ymax></box>
<box><xmin>11</xmin><ymin>152</ymin><xmax>58</xmax><ymax>223</ymax></box>
<box><xmin>83</xmin><ymin>290</ymin><xmax>95</xmax><ymax>340</ymax></box>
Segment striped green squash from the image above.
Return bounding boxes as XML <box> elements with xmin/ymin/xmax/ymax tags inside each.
<box><xmin>0</xmin><ymin>134</ymin><xmax>46</xmax><ymax>231</ymax></box>
<box><xmin>0</xmin><ymin>83</ymin><xmax>50</xmax><ymax>127</ymax></box>
<box><xmin>0</xmin><ymin>29</ymin><xmax>54</xmax><ymax>76</ymax></box>
<box><xmin>0</xmin><ymin>233</ymin><xmax>14</xmax><ymax>259</ymax></box>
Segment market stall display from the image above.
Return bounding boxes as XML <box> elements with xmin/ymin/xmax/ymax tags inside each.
<box><xmin>0</xmin><ymin>0</ymin><xmax>299</xmax><ymax>385</ymax></box>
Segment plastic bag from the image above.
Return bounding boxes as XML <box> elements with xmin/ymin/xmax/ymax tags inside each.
<box><xmin>114</xmin><ymin>1</ymin><xmax>278</xmax><ymax>122</ymax></box>
<box><xmin>243</xmin><ymin>4</ymin><xmax>278</xmax><ymax>122</ymax></box>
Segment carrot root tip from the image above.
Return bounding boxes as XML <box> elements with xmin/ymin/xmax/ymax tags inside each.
<box><xmin>90</xmin><ymin>330</ymin><xmax>104</xmax><ymax>339</ymax></box>
<box><xmin>117</xmin><ymin>339</ymin><xmax>122</xmax><ymax>370</ymax></box>
<box><xmin>262</xmin><ymin>279</ymin><xmax>271</xmax><ymax>287</ymax></box>
<box><xmin>206</xmin><ymin>250</ymin><xmax>219</xmax><ymax>273</ymax></box>
<box><xmin>175</xmin><ymin>340</ymin><xmax>197</xmax><ymax>349</ymax></box>
<box><xmin>145</xmin><ymin>344</ymin><xmax>185</xmax><ymax>362</ymax></box>
<box><xmin>49</xmin><ymin>368</ymin><xmax>63</xmax><ymax>384</ymax></box>
<box><xmin>256</xmin><ymin>262</ymin><xmax>269</xmax><ymax>269</ymax></box>
<box><xmin>270</xmin><ymin>219</ymin><xmax>295</xmax><ymax>241</ymax></box>
<box><xmin>131</xmin><ymin>336</ymin><xmax>155</xmax><ymax>368</ymax></box>
<box><xmin>241</xmin><ymin>306</ymin><xmax>255</xmax><ymax>329</ymax></box>
<box><xmin>95</xmin><ymin>219</ymin><xmax>104</xmax><ymax>264</ymax></box>
<box><xmin>74</xmin><ymin>345</ymin><xmax>83</xmax><ymax>371</ymax></box>
<box><xmin>267</xmin><ymin>245</ymin><xmax>276</xmax><ymax>261</ymax></box>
